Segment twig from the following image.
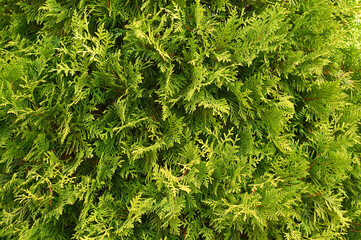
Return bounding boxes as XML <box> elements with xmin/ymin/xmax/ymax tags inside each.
<box><xmin>300</xmin><ymin>153</ymin><xmax>321</xmax><ymax>180</ymax></box>
<box><xmin>111</xmin><ymin>70</ymin><xmax>119</xmax><ymax>81</ymax></box>
<box><xmin>11</xmin><ymin>82</ymin><xmax>16</xmax><ymax>93</ymax></box>
<box><xmin>185</xmin><ymin>25</ymin><xmax>193</xmax><ymax>32</ymax></box>
<box><xmin>303</xmin><ymin>97</ymin><xmax>319</xmax><ymax>101</ymax></box>
<box><xmin>49</xmin><ymin>187</ymin><xmax>53</xmax><ymax>209</ymax></box>
<box><xmin>306</xmin><ymin>159</ymin><xmax>317</xmax><ymax>173</ymax></box>
<box><xmin>305</xmin><ymin>192</ymin><xmax>323</xmax><ymax>198</ymax></box>
<box><xmin>256</xmin><ymin>34</ymin><xmax>263</xmax><ymax>41</ymax></box>
<box><xmin>178</xmin><ymin>169</ymin><xmax>188</xmax><ymax>179</ymax></box>
<box><xmin>273</xmin><ymin>53</ymin><xmax>278</xmax><ymax>68</ymax></box>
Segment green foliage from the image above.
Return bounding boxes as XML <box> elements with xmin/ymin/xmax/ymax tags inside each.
<box><xmin>1</xmin><ymin>0</ymin><xmax>361</xmax><ymax>239</ymax></box>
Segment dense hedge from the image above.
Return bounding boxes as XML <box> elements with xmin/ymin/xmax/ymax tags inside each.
<box><xmin>1</xmin><ymin>0</ymin><xmax>361</xmax><ymax>239</ymax></box>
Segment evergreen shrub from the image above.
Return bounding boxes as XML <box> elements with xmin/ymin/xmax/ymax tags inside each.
<box><xmin>1</xmin><ymin>0</ymin><xmax>361</xmax><ymax>239</ymax></box>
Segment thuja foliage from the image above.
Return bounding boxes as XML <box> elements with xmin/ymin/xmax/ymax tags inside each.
<box><xmin>1</xmin><ymin>0</ymin><xmax>361</xmax><ymax>239</ymax></box>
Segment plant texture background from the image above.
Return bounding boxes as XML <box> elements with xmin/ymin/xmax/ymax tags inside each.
<box><xmin>1</xmin><ymin>0</ymin><xmax>361</xmax><ymax>239</ymax></box>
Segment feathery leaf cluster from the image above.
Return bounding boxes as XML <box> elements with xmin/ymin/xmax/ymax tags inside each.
<box><xmin>1</xmin><ymin>0</ymin><xmax>361</xmax><ymax>239</ymax></box>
